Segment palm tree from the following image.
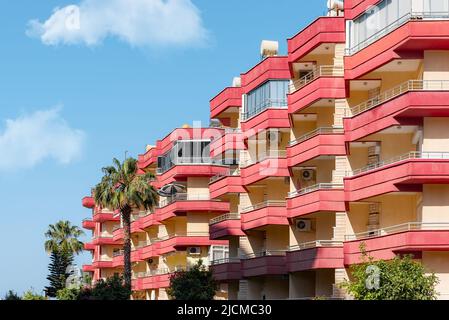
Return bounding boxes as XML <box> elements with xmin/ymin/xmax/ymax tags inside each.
<box><xmin>93</xmin><ymin>157</ymin><xmax>158</xmax><ymax>289</ymax></box>
<box><xmin>44</xmin><ymin>220</ymin><xmax>84</xmax><ymax>297</ymax></box>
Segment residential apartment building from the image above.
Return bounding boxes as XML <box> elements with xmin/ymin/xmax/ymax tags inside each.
<box><xmin>83</xmin><ymin>0</ymin><xmax>449</xmax><ymax>300</ymax></box>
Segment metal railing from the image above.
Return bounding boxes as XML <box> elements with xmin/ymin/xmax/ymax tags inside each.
<box><xmin>133</xmin><ymin>266</ymin><xmax>187</xmax><ymax>279</ymax></box>
<box><xmin>348</xmin><ymin>151</ymin><xmax>449</xmax><ymax>177</ymax></box>
<box><xmin>348</xmin><ymin>80</ymin><xmax>449</xmax><ymax>117</ymax></box>
<box><xmin>156</xmin><ymin>157</ymin><xmax>226</xmax><ymax>175</ymax></box>
<box><xmin>138</xmin><ymin>232</ymin><xmax>211</xmax><ymax>248</ymax></box>
<box><xmin>288</xmin><ymin>127</ymin><xmax>344</xmax><ymax>147</ymax></box>
<box><xmin>288</xmin><ymin>183</ymin><xmax>344</xmax><ymax>198</ymax></box>
<box><xmin>112</xmin><ymin>225</ymin><xmax>121</xmax><ymax>232</ymax></box>
<box><xmin>209</xmin><ymin>213</ymin><xmax>241</xmax><ymax>225</ymax></box>
<box><xmin>130</xmin><ymin>210</ymin><xmax>152</xmax><ymax>222</ymax></box>
<box><xmin>93</xmin><ymin>234</ymin><xmax>114</xmax><ymax>240</ymax></box>
<box><xmin>112</xmin><ymin>250</ymin><xmax>124</xmax><ymax>257</ymax></box>
<box><xmin>240</xmin><ymin>150</ymin><xmax>287</xmax><ymax>168</ymax></box>
<box><xmin>241</xmin><ymin>98</ymin><xmax>288</xmax><ymax>121</ymax></box>
<box><xmin>210</xmin><ymin>257</ymin><xmax>241</xmax><ymax>266</ymax></box>
<box><xmin>158</xmin><ymin>193</ymin><xmax>212</xmax><ymax>207</ymax></box>
<box><xmin>241</xmin><ymin>200</ymin><xmax>287</xmax><ymax>214</ymax></box>
<box><xmin>210</xmin><ymin>168</ymin><xmax>241</xmax><ymax>184</ymax></box>
<box><xmin>346</xmin><ymin>11</ymin><xmax>449</xmax><ymax>56</ymax></box>
<box><xmin>289</xmin><ymin>240</ymin><xmax>343</xmax><ymax>252</ymax></box>
<box><xmin>345</xmin><ymin>222</ymin><xmax>449</xmax><ymax>241</ymax></box>
<box><xmin>289</xmin><ymin>65</ymin><xmax>344</xmax><ymax>93</ymax></box>
<box><xmin>241</xmin><ymin>250</ymin><xmax>287</xmax><ymax>260</ymax></box>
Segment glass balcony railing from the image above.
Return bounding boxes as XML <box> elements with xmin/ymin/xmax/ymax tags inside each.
<box><xmin>158</xmin><ymin>193</ymin><xmax>213</xmax><ymax>208</ymax></box>
<box><xmin>241</xmin><ymin>98</ymin><xmax>288</xmax><ymax>121</ymax></box>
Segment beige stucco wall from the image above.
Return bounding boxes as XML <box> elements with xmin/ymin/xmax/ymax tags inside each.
<box><xmin>423</xmin><ymin>51</ymin><xmax>449</xmax><ymax>81</ymax></box>
<box><xmin>422</xmin><ymin>252</ymin><xmax>449</xmax><ymax>300</ymax></box>
<box><xmin>422</xmin><ymin>118</ymin><xmax>449</xmax><ymax>152</ymax></box>
<box><xmin>422</xmin><ymin>185</ymin><xmax>449</xmax><ymax>222</ymax></box>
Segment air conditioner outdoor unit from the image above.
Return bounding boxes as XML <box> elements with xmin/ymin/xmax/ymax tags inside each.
<box><xmin>187</xmin><ymin>247</ymin><xmax>201</xmax><ymax>255</ymax></box>
<box><xmin>295</xmin><ymin>219</ymin><xmax>312</xmax><ymax>232</ymax></box>
<box><xmin>301</xmin><ymin>169</ymin><xmax>315</xmax><ymax>181</ymax></box>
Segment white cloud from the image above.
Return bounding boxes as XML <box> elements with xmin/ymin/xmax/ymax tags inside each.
<box><xmin>0</xmin><ymin>108</ymin><xmax>85</xmax><ymax>171</ymax></box>
<box><xmin>26</xmin><ymin>0</ymin><xmax>208</xmax><ymax>48</ymax></box>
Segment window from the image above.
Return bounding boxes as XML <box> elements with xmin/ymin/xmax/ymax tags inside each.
<box><xmin>157</xmin><ymin>140</ymin><xmax>211</xmax><ymax>173</ymax></box>
<box><xmin>243</xmin><ymin>80</ymin><xmax>289</xmax><ymax>120</ymax></box>
<box><xmin>210</xmin><ymin>246</ymin><xmax>229</xmax><ymax>262</ymax></box>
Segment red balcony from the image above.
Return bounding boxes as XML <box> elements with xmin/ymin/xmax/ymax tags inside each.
<box><xmin>240</xmin><ymin>154</ymin><xmax>289</xmax><ymax>186</ymax></box>
<box><xmin>345</xmin><ymin>18</ymin><xmax>449</xmax><ymax>79</ymax></box>
<box><xmin>240</xmin><ymin>201</ymin><xmax>288</xmax><ymax>231</ymax></box>
<box><xmin>82</xmin><ymin>218</ymin><xmax>95</xmax><ymax>230</ymax></box>
<box><xmin>82</xmin><ymin>196</ymin><xmax>95</xmax><ymax>209</ymax></box>
<box><xmin>209</xmin><ymin>171</ymin><xmax>244</xmax><ymax>200</ymax></box>
<box><xmin>209</xmin><ymin>214</ymin><xmax>244</xmax><ymax>240</ymax></box>
<box><xmin>345</xmin><ymin>81</ymin><xmax>449</xmax><ymax>141</ymax></box>
<box><xmin>84</xmin><ymin>242</ymin><xmax>96</xmax><ymax>251</ymax></box>
<box><xmin>210</xmin><ymin>87</ymin><xmax>243</xmax><ymax>119</ymax></box>
<box><xmin>138</xmin><ymin>148</ymin><xmax>158</xmax><ymax>170</ymax></box>
<box><xmin>288</xmin><ymin>17</ymin><xmax>345</xmax><ymax>67</ymax></box>
<box><xmin>92</xmin><ymin>260</ymin><xmax>114</xmax><ymax>269</ymax></box>
<box><xmin>133</xmin><ymin>272</ymin><xmax>172</xmax><ymax>291</ymax></box>
<box><xmin>241</xmin><ymin>251</ymin><xmax>288</xmax><ymax>277</ymax></box>
<box><xmin>344</xmin><ymin>0</ymin><xmax>382</xmax><ymax>20</ymax></box>
<box><xmin>287</xmin><ymin>128</ymin><xmax>346</xmax><ymax>167</ymax></box>
<box><xmin>210</xmin><ymin>130</ymin><xmax>245</xmax><ymax>158</ymax></box>
<box><xmin>92</xmin><ymin>209</ymin><xmax>120</xmax><ymax>223</ymax></box>
<box><xmin>156</xmin><ymin>164</ymin><xmax>229</xmax><ymax>187</ymax></box>
<box><xmin>345</xmin><ymin>152</ymin><xmax>449</xmax><ymax>202</ymax></box>
<box><xmin>82</xmin><ymin>265</ymin><xmax>95</xmax><ymax>272</ymax></box>
<box><xmin>287</xmin><ymin>184</ymin><xmax>345</xmax><ymax>219</ymax></box>
<box><xmin>111</xmin><ymin>250</ymin><xmax>142</xmax><ymax>267</ymax></box>
<box><xmin>287</xmin><ymin>241</ymin><xmax>344</xmax><ymax>272</ymax></box>
<box><xmin>344</xmin><ymin>222</ymin><xmax>449</xmax><ymax>265</ymax></box>
<box><xmin>241</xmin><ymin>56</ymin><xmax>290</xmax><ymax>93</ymax></box>
<box><xmin>240</xmin><ymin>108</ymin><xmax>290</xmax><ymax>134</ymax></box>
<box><xmin>139</xmin><ymin>212</ymin><xmax>160</xmax><ymax>229</ymax></box>
<box><xmin>156</xmin><ymin>194</ymin><xmax>230</xmax><ymax>222</ymax></box>
<box><xmin>92</xmin><ymin>236</ymin><xmax>123</xmax><ymax>246</ymax></box>
<box><xmin>211</xmin><ymin>258</ymin><xmax>242</xmax><ymax>282</ymax></box>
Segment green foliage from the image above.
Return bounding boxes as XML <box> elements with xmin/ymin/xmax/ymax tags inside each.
<box><xmin>88</xmin><ymin>274</ymin><xmax>131</xmax><ymax>300</ymax></box>
<box><xmin>45</xmin><ymin>251</ymin><xmax>73</xmax><ymax>298</ymax></box>
<box><xmin>56</xmin><ymin>287</ymin><xmax>81</xmax><ymax>301</ymax></box>
<box><xmin>167</xmin><ymin>260</ymin><xmax>218</xmax><ymax>300</ymax></box>
<box><xmin>3</xmin><ymin>290</ymin><xmax>21</xmax><ymax>300</ymax></box>
<box><xmin>342</xmin><ymin>244</ymin><xmax>438</xmax><ymax>300</ymax></box>
<box><xmin>22</xmin><ymin>288</ymin><xmax>47</xmax><ymax>300</ymax></box>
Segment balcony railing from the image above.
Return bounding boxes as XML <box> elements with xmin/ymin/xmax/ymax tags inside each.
<box><xmin>241</xmin><ymin>98</ymin><xmax>288</xmax><ymax>121</ymax></box>
<box><xmin>240</xmin><ymin>150</ymin><xmax>287</xmax><ymax>168</ymax></box>
<box><xmin>348</xmin><ymin>80</ymin><xmax>449</xmax><ymax>117</ymax></box>
<box><xmin>241</xmin><ymin>200</ymin><xmax>287</xmax><ymax>214</ymax></box>
<box><xmin>158</xmin><ymin>193</ymin><xmax>212</xmax><ymax>207</ymax></box>
<box><xmin>347</xmin><ymin>151</ymin><xmax>449</xmax><ymax>177</ymax></box>
<box><xmin>241</xmin><ymin>250</ymin><xmax>287</xmax><ymax>260</ymax></box>
<box><xmin>112</xmin><ymin>250</ymin><xmax>124</xmax><ymax>257</ymax></box>
<box><xmin>209</xmin><ymin>213</ymin><xmax>241</xmax><ymax>225</ymax></box>
<box><xmin>288</xmin><ymin>127</ymin><xmax>344</xmax><ymax>147</ymax></box>
<box><xmin>210</xmin><ymin>168</ymin><xmax>241</xmax><ymax>184</ymax></box>
<box><xmin>345</xmin><ymin>222</ymin><xmax>449</xmax><ymax>241</ymax></box>
<box><xmin>133</xmin><ymin>266</ymin><xmax>187</xmax><ymax>279</ymax></box>
<box><xmin>289</xmin><ymin>240</ymin><xmax>343</xmax><ymax>252</ymax></box>
<box><xmin>346</xmin><ymin>11</ymin><xmax>449</xmax><ymax>56</ymax></box>
<box><xmin>156</xmin><ymin>157</ymin><xmax>226</xmax><ymax>174</ymax></box>
<box><xmin>137</xmin><ymin>232</ymin><xmax>211</xmax><ymax>248</ymax></box>
<box><xmin>130</xmin><ymin>210</ymin><xmax>152</xmax><ymax>222</ymax></box>
<box><xmin>288</xmin><ymin>183</ymin><xmax>344</xmax><ymax>198</ymax></box>
<box><xmin>93</xmin><ymin>235</ymin><xmax>114</xmax><ymax>240</ymax></box>
<box><xmin>210</xmin><ymin>257</ymin><xmax>241</xmax><ymax>266</ymax></box>
<box><xmin>289</xmin><ymin>65</ymin><xmax>344</xmax><ymax>94</ymax></box>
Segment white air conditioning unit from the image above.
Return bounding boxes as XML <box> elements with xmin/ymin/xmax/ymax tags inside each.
<box><xmin>301</xmin><ymin>169</ymin><xmax>315</xmax><ymax>181</ymax></box>
<box><xmin>187</xmin><ymin>247</ymin><xmax>201</xmax><ymax>256</ymax></box>
<box><xmin>295</xmin><ymin>219</ymin><xmax>312</xmax><ymax>232</ymax></box>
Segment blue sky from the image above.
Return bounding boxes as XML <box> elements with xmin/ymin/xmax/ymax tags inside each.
<box><xmin>0</xmin><ymin>0</ymin><xmax>325</xmax><ymax>296</ymax></box>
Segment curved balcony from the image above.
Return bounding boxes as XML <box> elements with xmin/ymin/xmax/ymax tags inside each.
<box><xmin>92</xmin><ymin>209</ymin><xmax>120</xmax><ymax>223</ymax></box>
<box><xmin>82</xmin><ymin>196</ymin><xmax>95</xmax><ymax>209</ymax></box>
<box><xmin>241</xmin><ymin>201</ymin><xmax>288</xmax><ymax>231</ymax></box>
<box><xmin>287</xmin><ymin>240</ymin><xmax>344</xmax><ymax>272</ymax></box>
<box><xmin>345</xmin><ymin>12</ymin><xmax>449</xmax><ymax>79</ymax></box>
<box><xmin>209</xmin><ymin>169</ymin><xmax>244</xmax><ymax>199</ymax></box>
<box><xmin>156</xmin><ymin>193</ymin><xmax>230</xmax><ymax>222</ymax></box>
<box><xmin>240</xmin><ymin>152</ymin><xmax>289</xmax><ymax>186</ymax></box>
<box><xmin>241</xmin><ymin>250</ymin><xmax>288</xmax><ymax>277</ymax></box>
<box><xmin>287</xmin><ymin>183</ymin><xmax>345</xmax><ymax>218</ymax></box>
<box><xmin>240</xmin><ymin>103</ymin><xmax>290</xmax><ymax>134</ymax></box>
<box><xmin>345</xmin><ymin>80</ymin><xmax>449</xmax><ymax>141</ymax></box>
<box><xmin>288</xmin><ymin>66</ymin><xmax>345</xmax><ymax>114</ymax></box>
<box><xmin>210</xmin><ymin>129</ymin><xmax>245</xmax><ymax>158</ymax></box>
<box><xmin>84</xmin><ymin>242</ymin><xmax>96</xmax><ymax>251</ymax></box>
<box><xmin>137</xmin><ymin>148</ymin><xmax>158</xmax><ymax>170</ymax></box>
<box><xmin>345</xmin><ymin>152</ymin><xmax>449</xmax><ymax>201</ymax></box>
<box><xmin>287</xmin><ymin>127</ymin><xmax>346</xmax><ymax>167</ymax></box>
<box><xmin>344</xmin><ymin>222</ymin><xmax>449</xmax><ymax>265</ymax></box>
<box><xmin>210</xmin><ymin>87</ymin><xmax>243</xmax><ymax>119</ymax></box>
<box><xmin>209</xmin><ymin>213</ymin><xmax>244</xmax><ymax>240</ymax></box>
<box><xmin>132</xmin><ymin>269</ymin><xmax>179</xmax><ymax>291</ymax></box>
<box><xmin>210</xmin><ymin>258</ymin><xmax>242</xmax><ymax>282</ymax></box>
<box><xmin>92</xmin><ymin>235</ymin><xmax>122</xmax><ymax>246</ymax></box>
<box><xmin>241</xmin><ymin>56</ymin><xmax>290</xmax><ymax>93</ymax></box>
<box><xmin>82</xmin><ymin>218</ymin><xmax>95</xmax><ymax>230</ymax></box>
<box><xmin>288</xmin><ymin>16</ymin><xmax>346</xmax><ymax>65</ymax></box>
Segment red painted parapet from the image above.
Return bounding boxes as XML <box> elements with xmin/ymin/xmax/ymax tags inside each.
<box><xmin>241</xmin><ymin>56</ymin><xmax>290</xmax><ymax>93</ymax></box>
<box><xmin>82</xmin><ymin>196</ymin><xmax>95</xmax><ymax>209</ymax></box>
<box><xmin>287</xmin><ymin>244</ymin><xmax>344</xmax><ymax>272</ymax></box>
<box><xmin>210</xmin><ymin>87</ymin><xmax>243</xmax><ymax>119</ymax></box>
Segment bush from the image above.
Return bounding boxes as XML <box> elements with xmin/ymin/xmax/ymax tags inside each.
<box><xmin>4</xmin><ymin>290</ymin><xmax>21</xmax><ymax>300</ymax></box>
<box><xmin>167</xmin><ymin>260</ymin><xmax>218</xmax><ymax>300</ymax></box>
<box><xmin>56</xmin><ymin>287</ymin><xmax>81</xmax><ymax>300</ymax></box>
<box><xmin>22</xmin><ymin>289</ymin><xmax>47</xmax><ymax>300</ymax></box>
<box><xmin>89</xmin><ymin>274</ymin><xmax>131</xmax><ymax>300</ymax></box>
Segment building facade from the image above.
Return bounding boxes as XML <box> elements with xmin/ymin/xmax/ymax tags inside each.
<box><xmin>83</xmin><ymin>0</ymin><xmax>449</xmax><ymax>300</ymax></box>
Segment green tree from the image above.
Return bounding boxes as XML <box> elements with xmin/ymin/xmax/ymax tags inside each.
<box><xmin>56</xmin><ymin>287</ymin><xmax>81</xmax><ymax>300</ymax></box>
<box><xmin>23</xmin><ymin>288</ymin><xmax>47</xmax><ymax>300</ymax></box>
<box><xmin>167</xmin><ymin>260</ymin><xmax>218</xmax><ymax>300</ymax></box>
<box><xmin>3</xmin><ymin>290</ymin><xmax>21</xmax><ymax>300</ymax></box>
<box><xmin>94</xmin><ymin>158</ymin><xmax>157</xmax><ymax>289</ymax></box>
<box><xmin>89</xmin><ymin>274</ymin><xmax>131</xmax><ymax>300</ymax></box>
<box><xmin>44</xmin><ymin>221</ymin><xmax>84</xmax><ymax>297</ymax></box>
<box><xmin>342</xmin><ymin>245</ymin><xmax>438</xmax><ymax>300</ymax></box>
